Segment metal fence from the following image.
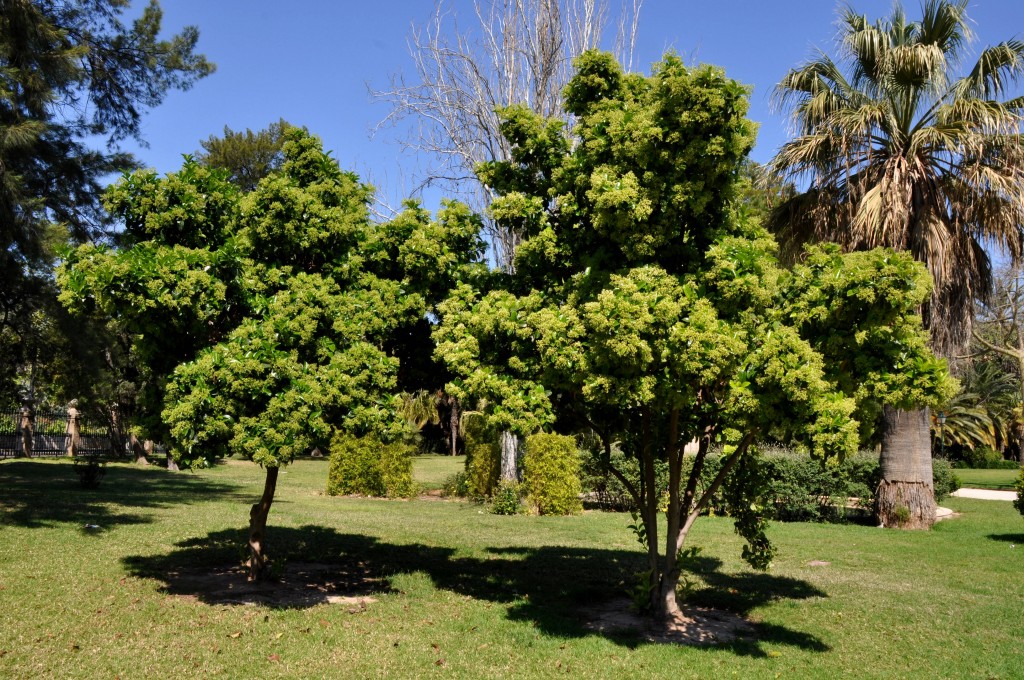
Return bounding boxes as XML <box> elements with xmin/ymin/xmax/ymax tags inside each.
<box><xmin>0</xmin><ymin>407</ymin><xmax>113</xmax><ymax>459</ymax></box>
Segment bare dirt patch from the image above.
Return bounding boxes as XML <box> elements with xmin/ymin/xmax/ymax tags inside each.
<box><xmin>580</xmin><ymin>597</ymin><xmax>753</xmax><ymax>645</ymax></box>
<box><xmin>159</xmin><ymin>562</ymin><xmax>387</xmax><ymax>608</ymax></box>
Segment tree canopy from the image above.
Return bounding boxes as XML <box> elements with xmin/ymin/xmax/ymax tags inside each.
<box><xmin>435</xmin><ymin>50</ymin><xmax>952</xmax><ymax>620</ymax></box>
<box><xmin>0</xmin><ymin>0</ymin><xmax>213</xmax><ymax>405</ymax></box>
<box><xmin>59</xmin><ymin>128</ymin><xmax>485</xmax><ymax>578</ymax></box>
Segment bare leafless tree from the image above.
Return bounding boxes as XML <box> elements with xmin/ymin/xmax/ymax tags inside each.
<box><xmin>374</xmin><ymin>0</ymin><xmax>642</xmax><ymax>270</ymax></box>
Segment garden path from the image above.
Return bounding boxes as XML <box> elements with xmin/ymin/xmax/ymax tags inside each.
<box><xmin>951</xmin><ymin>488</ymin><xmax>1018</xmax><ymax>501</ymax></box>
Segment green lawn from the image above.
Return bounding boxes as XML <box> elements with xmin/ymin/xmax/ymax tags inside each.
<box><xmin>2</xmin><ymin>457</ymin><xmax>1022</xmax><ymax>679</ymax></box>
<box><xmin>955</xmin><ymin>468</ymin><xmax>1021</xmax><ymax>491</ymax></box>
<box><xmin>411</xmin><ymin>454</ymin><xmax>464</xmax><ymax>491</ymax></box>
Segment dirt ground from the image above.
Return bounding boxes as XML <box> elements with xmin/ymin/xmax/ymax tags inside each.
<box><xmin>160</xmin><ymin>561</ymin><xmax>753</xmax><ymax>646</ymax></box>
<box><xmin>579</xmin><ymin>597</ymin><xmax>753</xmax><ymax>645</ymax></box>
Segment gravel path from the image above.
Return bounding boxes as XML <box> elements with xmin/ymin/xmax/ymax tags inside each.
<box><xmin>951</xmin><ymin>488</ymin><xmax>1018</xmax><ymax>501</ymax></box>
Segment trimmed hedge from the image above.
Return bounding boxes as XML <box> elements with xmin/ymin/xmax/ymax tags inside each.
<box><xmin>523</xmin><ymin>433</ymin><xmax>583</xmax><ymax>515</ymax></box>
<box><xmin>953</xmin><ymin>446</ymin><xmax>1019</xmax><ymax>469</ymax></box>
<box><xmin>462</xmin><ymin>412</ymin><xmax>500</xmax><ymax>498</ymax></box>
<box><xmin>326</xmin><ymin>433</ymin><xmax>416</xmax><ymax>498</ymax></box>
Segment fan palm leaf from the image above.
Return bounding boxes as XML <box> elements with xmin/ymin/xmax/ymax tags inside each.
<box><xmin>770</xmin><ymin>0</ymin><xmax>1024</xmax><ymax>357</ymax></box>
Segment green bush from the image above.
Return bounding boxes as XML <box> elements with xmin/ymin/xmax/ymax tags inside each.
<box><xmin>931</xmin><ymin>458</ymin><xmax>961</xmax><ymax>500</ymax></box>
<box><xmin>326</xmin><ymin>433</ymin><xmax>416</xmax><ymax>498</ymax></box>
<box><xmin>462</xmin><ymin>412</ymin><xmax>500</xmax><ymax>498</ymax></box>
<box><xmin>441</xmin><ymin>471</ymin><xmax>469</xmax><ymax>498</ymax></box>
<box><xmin>1014</xmin><ymin>466</ymin><xmax>1024</xmax><ymax>517</ymax></box>
<box><xmin>523</xmin><ymin>433</ymin><xmax>583</xmax><ymax>515</ymax></box>
<box><xmin>490</xmin><ymin>480</ymin><xmax>523</xmax><ymax>515</ymax></box>
<box><xmin>957</xmin><ymin>446</ymin><xmax>1016</xmax><ymax>469</ymax></box>
<box><xmin>580</xmin><ymin>444</ymin><xmax>957</xmax><ymax>522</ymax></box>
<box><xmin>380</xmin><ymin>442</ymin><xmax>417</xmax><ymax>498</ymax></box>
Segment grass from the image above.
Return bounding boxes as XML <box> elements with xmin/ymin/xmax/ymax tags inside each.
<box><xmin>411</xmin><ymin>454</ymin><xmax>464</xmax><ymax>491</ymax></box>
<box><xmin>1</xmin><ymin>457</ymin><xmax>1022</xmax><ymax>679</ymax></box>
<box><xmin>955</xmin><ymin>468</ymin><xmax>1021</xmax><ymax>491</ymax></box>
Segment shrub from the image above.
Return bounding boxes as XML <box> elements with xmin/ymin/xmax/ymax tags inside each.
<box><xmin>958</xmin><ymin>446</ymin><xmax>1014</xmax><ymax>469</ymax></box>
<box><xmin>380</xmin><ymin>442</ymin><xmax>417</xmax><ymax>498</ymax></box>
<box><xmin>1014</xmin><ymin>466</ymin><xmax>1024</xmax><ymax>517</ymax></box>
<box><xmin>581</xmin><ymin>443</ymin><xmax>956</xmax><ymax>522</ymax></box>
<box><xmin>931</xmin><ymin>458</ymin><xmax>960</xmax><ymax>500</ymax></box>
<box><xmin>523</xmin><ymin>433</ymin><xmax>583</xmax><ymax>515</ymax></box>
<box><xmin>490</xmin><ymin>480</ymin><xmax>523</xmax><ymax>515</ymax></box>
<box><xmin>441</xmin><ymin>471</ymin><xmax>469</xmax><ymax>498</ymax></box>
<box><xmin>326</xmin><ymin>433</ymin><xmax>416</xmax><ymax>498</ymax></box>
<box><xmin>462</xmin><ymin>412</ymin><xmax>500</xmax><ymax>498</ymax></box>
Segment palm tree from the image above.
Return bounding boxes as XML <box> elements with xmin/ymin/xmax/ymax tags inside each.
<box><xmin>397</xmin><ymin>389</ymin><xmax>463</xmax><ymax>456</ymax></box>
<box><xmin>769</xmin><ymin>0</ymin><xmax>1024</xmax><ymax>528</ymax></box>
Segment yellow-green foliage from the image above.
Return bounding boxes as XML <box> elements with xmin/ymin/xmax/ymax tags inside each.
<box><xmin>462</xmin><ymin>412</ymin><xmax>499</xmax><ymax>498</ymax></box>
<box><xmin>327</xmin><ymin>433</ymin><xmax>416</xmax><ymax>498</ymax></box>
<box><xmin>524</xmin><ymin>433</ymin><xmax>583</xmax><ymax>515</ymax></box>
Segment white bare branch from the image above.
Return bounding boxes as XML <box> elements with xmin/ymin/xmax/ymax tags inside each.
<box><xmin>372</xmin><ymin>0</ymin><xmax>642</xmax><ymax>270</ymax></box>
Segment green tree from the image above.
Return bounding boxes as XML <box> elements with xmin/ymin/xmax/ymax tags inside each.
<box><xmin>435</xmin><ymin>51</ymin><xmax>951</xmax><ymax>621</ymax></box>
<box><xmin>60</xmin><ymin>129</ymin><xmax>484</xmax><ymax>579</ymax></box>
<box><xmin>0</xmin><ymin>0</ymin><xmax>213</xmax><ymax>405</ymax></box>
<box><xmin>972</xmin><ymin>265</ymin><xmax>1024</xmax><ymax>463</ymax></box>
<box><xmin>195</xmin><ymin>119</ymin><xmax>289</xmax><ymax>192</ymax></box>
<box><xmin>768</xmin><ymin>0</ymin><xmax>1024</xmax><ymax>527</ymax></box>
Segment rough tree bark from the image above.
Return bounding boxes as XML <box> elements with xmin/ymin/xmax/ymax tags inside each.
<box><xmin>499</xmin><ymin>430</ymin><xmax>520</xmax><ymax>481</ymax></box>
<box><xmin>248</xmin><ymin>466</ymin><xmax>280</xmax><ymax>581</ymax></box>
<box><xmin>877</xmin><ymin>406</ymin><xmax>936</xmax><ymax>529</ymax></box>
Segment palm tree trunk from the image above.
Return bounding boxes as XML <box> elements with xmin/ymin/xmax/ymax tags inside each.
<box><xmin>877</xmin><ymin>406</ymin><xmax>936</xmax><ymax>529</ymax></box>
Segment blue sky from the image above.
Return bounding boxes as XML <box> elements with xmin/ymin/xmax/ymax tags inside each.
<box><xmin>130</xmin><ymin>1</ymin><xmax>1024</xmax><ymax>208</ymax></box>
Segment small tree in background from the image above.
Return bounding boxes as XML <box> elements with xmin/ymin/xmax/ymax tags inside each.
<box><xmin>196</xmin><ymin>119</ymin><xmax>290</xmax><ymax>192</ymax></box>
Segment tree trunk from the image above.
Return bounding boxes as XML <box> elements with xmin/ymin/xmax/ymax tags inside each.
<box><xmin>652</xmin><ymin>407</ymin><xmax>682</xmax><ymax>618</ymax></box>
<box><xmin>164</xmin><ymin>441</ymin><xmax>179</xmax><ymax>471</ymax></box>
<box><xmin>877</xmin><ymin>406</ymin><xmax>936</xmax><ymax>529</ymax></box>
<box><xmin>248</xmin><ymin>466</ymin><xmax>280</xmax><ymax>581</ymax></box>
<box><xmin>449</xmin><ymin>397</ymin><xmax>460</xmax><ymax>456</ymax></box>
<box><xmin>499</xmin><ymin>430</ymin><xmax>519</xmax><ymax>481</ymax></box>
<box><xmin>130</xmin><ymin>434</ymin><xmax>149</xmax><ymax>465</ymax></box>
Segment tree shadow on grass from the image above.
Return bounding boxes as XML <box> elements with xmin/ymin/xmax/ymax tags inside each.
<box><xmin>987</xmin><ymin>533</ymin><xmax>1024</xmax><ymax>544</ymax></box>
<box><xmin>0</xmin><ymin>460</ymin><xmax>245</xmax><ymax>530</ymax></box>
<box><xmin>122</xmin><ymin>523</ymin><xmax>829</xmax><ymax>655</ymax></box>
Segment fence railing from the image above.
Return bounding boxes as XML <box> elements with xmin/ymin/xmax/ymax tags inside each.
<box><xmin>0</xmin><ymin>406</ymin><xmax>113</xmax><ymax>459</ymax></box>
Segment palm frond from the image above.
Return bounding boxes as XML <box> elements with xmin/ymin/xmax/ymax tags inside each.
<box><xmin>769</xmin><ymin>0</ymin><xmax>1024</xmax><ymax>358</ymax></box>
<box><xmin>955</xmin><ymin>40</ymin><xmax>1024</xmax><ymax>100</ymax></box>
<box><xmin>917</xmin><ymin>0</ymin><xmax>970</xmax><ymax>60</ymax></box>
<box><xmin>397</xmin><ymin>389</ymin><xmax>441</xmax><ymax>428</ymax></box>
